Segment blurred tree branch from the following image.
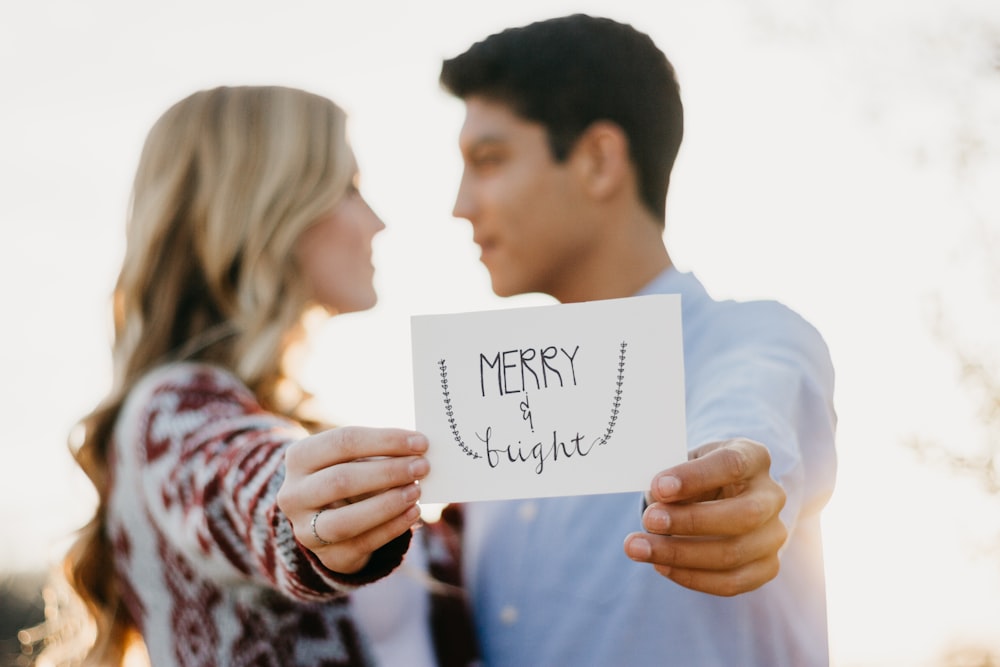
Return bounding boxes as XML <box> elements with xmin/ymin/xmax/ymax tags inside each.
<box><xmin>901</xmin><ymin>8</ymin><xmax>1000</xmax><ymax>503</ymax></box>
<box><xmin>908</xmin><ymin>274</ymin><xmax>1000</xmax><ymax>497</ymax></box>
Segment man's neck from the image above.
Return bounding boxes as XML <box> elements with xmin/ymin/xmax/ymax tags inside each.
<box><xmin>552</xmin><ymin>222</ymin><xmax>672</xmax><ymax>304</ymax></box>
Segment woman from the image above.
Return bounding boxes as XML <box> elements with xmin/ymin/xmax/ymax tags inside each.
<box><xmin>59</xmin><ymin>86</ymin><xmax>472</xmax><ymax>666</ymax></box>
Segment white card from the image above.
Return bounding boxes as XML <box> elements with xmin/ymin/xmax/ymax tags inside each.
<box><xmin>410</xmin><ymin>294</ymin><xmax>687</xmax><ymax>504</ymax></box>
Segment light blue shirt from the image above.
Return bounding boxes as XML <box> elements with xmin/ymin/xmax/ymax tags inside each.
<box><xmin>463</xmin><ymin>268</ymin><xmax>837</xmax><ymax>666</ymax></box>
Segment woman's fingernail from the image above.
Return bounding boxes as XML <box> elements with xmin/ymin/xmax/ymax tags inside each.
<box><xmin>403</xmin><ymin>484</ymin><xmax>421</xmax><ymax>503</ymax></box>
<box><xmin>409</xmin><ymin>457</ymin><xmax>429</xmax><ymax>478</ymax></box>
<box><xmin>408</xmin><ymin>434</ymin><xmax>428</xmax><ymax>452</ymax></box>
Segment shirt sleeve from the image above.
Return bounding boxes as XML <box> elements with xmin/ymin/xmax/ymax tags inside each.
<box><xmin>683</xmin><ymin>301</ymin><xmax>838</xmax><ymax>538</ymax></box>
<box><xmin>116</xmin><ymin>363</ymin><xmax>410</xmax><ymax>602</ymax></box>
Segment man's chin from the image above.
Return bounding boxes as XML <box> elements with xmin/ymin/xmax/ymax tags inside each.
<box><xmin>488</xmin><ymin>275</ymin><xmax>522</xmax><ymax>298</ymax></box>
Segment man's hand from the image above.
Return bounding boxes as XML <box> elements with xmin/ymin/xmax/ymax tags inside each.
<box><xmin>623</xmin><ymin>438</ymin><xmax>787</xmax><ymax>596</ymax></box>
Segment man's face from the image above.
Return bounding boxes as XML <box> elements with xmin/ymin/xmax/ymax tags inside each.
<box><xmin>452</xmin><ymin>97</ymin><xmax>600</xmax><ymax>301</ymax></box>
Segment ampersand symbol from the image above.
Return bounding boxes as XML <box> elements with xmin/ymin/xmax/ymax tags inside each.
<box><xmin>520</xmin><ymin>391</ymin><xmax>534</xmax><ymax>432</ymax></box>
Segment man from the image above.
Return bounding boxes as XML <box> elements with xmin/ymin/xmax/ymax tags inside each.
<box><xmin>439</xmin><ymin>14</ymin><xmax>837</xmax><ymax>666</ymax></box>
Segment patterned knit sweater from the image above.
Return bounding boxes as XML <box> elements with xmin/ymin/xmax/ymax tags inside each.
<box><xmin>107</xmin><ymin>362</ymin><xmax>412</xmax><ymax>666</ymax></box>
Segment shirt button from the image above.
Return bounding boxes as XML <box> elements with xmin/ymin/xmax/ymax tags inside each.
<box><xmin>518</xmin><ymin>501</ymin><xmax>537</xmax><ymax>522</ymax></box>
<box><xmin>499</xmin><ymin>605</ymin><xmax>519</xmax><ymax>625</ymax></box>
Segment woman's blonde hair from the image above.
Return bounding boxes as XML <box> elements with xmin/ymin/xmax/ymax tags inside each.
<box><xmin>59</xmin><ymin>85</ymin><xmax>357</xmax><ymax>665</ymax></box>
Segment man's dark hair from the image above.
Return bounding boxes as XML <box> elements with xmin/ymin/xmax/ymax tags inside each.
<box><xmin>440</xmin><ymin>14</ymin><xmax>684</xmax><ymax>222</ymax></box>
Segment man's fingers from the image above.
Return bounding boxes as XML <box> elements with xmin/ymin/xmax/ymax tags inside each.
<box><xmin>625</xmin><ymin>516</ymin><xmax>787</xmax><ymax>571</ymax></box>
<box><xmin>652</xmin><ymin>554</ymin><xmax>781</xmax><ymax>597</ymax></box>
<box><xmin>633</xmin><ymin>438</ymin><xmax>788</xmax><ymax>596</ymax></box>
<box><xmin>642</xmin><ymin>486</ymin><xmax>784</xmax><ymax>537</ymax></box>
<box><xmin>648</xmin><ymin>439</ymin><xmax>770</xmax><ymax>504</ymax></box>
<box><xmin>286</xmin><ymin>427</ymin><xmax>428</xmax><ymax>473</ymax></box>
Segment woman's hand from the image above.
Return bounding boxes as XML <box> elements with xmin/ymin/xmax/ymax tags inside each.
<box><xmin>277</xmin><ymin>426</ymin><xmax>430</xmax><ymax>574</ymax></box>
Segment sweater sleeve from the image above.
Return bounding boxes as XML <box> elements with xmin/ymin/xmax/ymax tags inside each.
<box><xmin>115</xmin><ymin>362</ymin><xmax>410</xmax><ymax>602</ymax></box>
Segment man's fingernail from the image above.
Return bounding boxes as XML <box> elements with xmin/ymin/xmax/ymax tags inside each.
<box><xmin>627</xmin><ymin>536</ymin><xmax>652</xmax><ymax>561</ymax></box>
<box><xmin>656</xmin><ymin>475</ymin><xmax>681</xmax><ymax>497</ymax></box>
<box><xmin>645</xmin><ymin>508</ymin><xmax>671</xmax><ymax>532</ymax></box>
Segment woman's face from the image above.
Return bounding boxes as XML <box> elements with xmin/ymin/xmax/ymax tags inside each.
<box><xmin>295</xmin><ymin>180</ymin><xmax>386</xmax><ymax>314</ymax></box>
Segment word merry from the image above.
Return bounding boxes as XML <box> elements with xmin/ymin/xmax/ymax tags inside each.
<box><xmin>476</xmin><ymin>426</ymin><xmax>600</xmax><ymax>475</ymax></box>
<box><xmin>480</xmin><ymin>345</ymin><xmax>580</xmax><ymax>397</ymax></box>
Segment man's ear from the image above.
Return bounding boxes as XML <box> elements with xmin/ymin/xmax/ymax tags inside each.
<box><xmin>570</xmin><ymin>121</ymin><xmax>632</xmax><ymax>202</ymax></box>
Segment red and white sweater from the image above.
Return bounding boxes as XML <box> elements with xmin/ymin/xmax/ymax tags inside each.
<box><xmin>107</xmin><ymin>362</ymin><xmax>412</xmax><ymax>666</ymax></box>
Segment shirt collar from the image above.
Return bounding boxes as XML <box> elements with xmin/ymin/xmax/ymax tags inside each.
<box><xmin>636</xmin><ymin>266</ymin><xmax>703</xmax><ymax>298</ymax></box>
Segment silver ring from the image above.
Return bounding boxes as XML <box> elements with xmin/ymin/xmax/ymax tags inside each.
<box><xmin>310</xmin><ymin>509</ymin><xmax>332</xmax><ymax>546</ymax></box>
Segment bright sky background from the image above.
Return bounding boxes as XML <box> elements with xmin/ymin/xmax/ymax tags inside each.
<box><xmin>2</xmin><ymin>1</ymin><xmax>999</xmax><ymax>665</ymax></box>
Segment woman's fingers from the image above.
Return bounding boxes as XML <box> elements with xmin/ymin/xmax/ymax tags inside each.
<box><xmin>311</xmin><ymin>483</ymin><xmax>422</xmax><ymax>547</ymax></box>
<box><xmin>286</xmin><ymin>426</ymin><xmax>428</xmax><ymax>473</ymax></box>
<box><xmin>309</xmin><ymin>511</ymin><xmax>422</xmax><ymax>575</ymax></box>
<box><xmin>289</xmin><ymin>454</ymin><xmax>429</xmax><ymax>510</ymax></box>
<box><xmin>276</xmin><ymin>426</ymin><xmax>432</xmax><ymax>573</ymax></box>
<box><xmin>279</xmin><ymin>427</ymin><xmax>429</xmax><ymax>513</ymax></box>
<box><xmin>308</xmin><ymin>484</ymin><xmax>424</xmax><ymax>573</ymax></box>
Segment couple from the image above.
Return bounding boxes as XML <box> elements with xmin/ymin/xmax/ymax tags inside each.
<box><xmin>62</xmin><ymin>14</ymin><xmax>837</xmax><ymax>667</ymax></box>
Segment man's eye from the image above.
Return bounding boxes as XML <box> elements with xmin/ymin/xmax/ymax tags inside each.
<box><xmin>472</xmin><ymin>153</ymin><xmax>503</xmax><ymax>169</ymax></box>
<box><xmin>472</xmin><ymin>148</ymin><xmax>504</xmax><ymax>164</ymax></box>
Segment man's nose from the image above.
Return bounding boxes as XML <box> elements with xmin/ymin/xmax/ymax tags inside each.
<box><xmin>451</xmin><ymin>171</ymin><xmax>476</xmax><ymax>221</ymax></box>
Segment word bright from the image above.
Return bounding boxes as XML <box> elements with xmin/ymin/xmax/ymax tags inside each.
<box><xmin>477</xmin><ymin>427</ymin><xmax>598</xmax><ymax>475</ymax></box>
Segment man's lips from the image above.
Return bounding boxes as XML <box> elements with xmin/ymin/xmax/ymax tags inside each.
<box><xmin>475</xmin><ymin>238</ymin><xmax>498</xmax><ymax>262</ymax></box>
